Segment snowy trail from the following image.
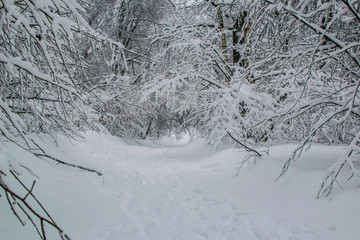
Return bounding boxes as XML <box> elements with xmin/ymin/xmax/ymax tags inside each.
<box><xmin>1</xmin><ymin>133</ymin><xmax>359</xmax><ymax>240</ymax></box>
<box><xmin>57</xmin><ymin>134</ymin><xmax>333</xmax><ymax>240</ymax></box>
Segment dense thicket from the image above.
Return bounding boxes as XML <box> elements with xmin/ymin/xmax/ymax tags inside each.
<box><xmin>139</xmin><ymin>0</ymin><xmax>360</xmax><ymax>197</ymax></box>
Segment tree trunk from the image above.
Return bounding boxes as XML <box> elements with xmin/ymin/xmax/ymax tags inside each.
<box><xmin>217</xmin><ymin>7</ymin><xmax>228</xmax><ymax>63</ymax></box>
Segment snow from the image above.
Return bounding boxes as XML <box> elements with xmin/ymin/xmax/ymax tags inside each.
<box><xmin>1</xmin><ymin>132</ymin><xmax>359</xmax><ymax>240</ymax></box>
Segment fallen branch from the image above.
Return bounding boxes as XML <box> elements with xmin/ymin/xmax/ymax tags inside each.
<box><xmin>34</xmin><ymin>153</ymin><xmax>102</xmax><ymax>176</ymax></box>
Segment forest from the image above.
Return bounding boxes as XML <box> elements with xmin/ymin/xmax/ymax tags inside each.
<box><xmin>0</xmin><ymin>0</ymin><xmax>360</xmax><ymax>239</ymax></box>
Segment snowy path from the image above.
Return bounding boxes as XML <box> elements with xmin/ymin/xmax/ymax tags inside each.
<box><xmin>1</xmin><ymin>133</ymin><xmax>359</xmax><ymax>240</ymax></box>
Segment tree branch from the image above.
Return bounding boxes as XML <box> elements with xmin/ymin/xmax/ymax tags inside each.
<box><xmin>227</xmin><ymin>131</ymin><xmax>262</xmax><ymax>157</ymax></box>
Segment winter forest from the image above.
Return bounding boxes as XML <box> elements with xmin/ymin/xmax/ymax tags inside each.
<box><xmin>1</xmin><ymin>0</ymin><xmax>360</xmax><ymax>239</ymax></box>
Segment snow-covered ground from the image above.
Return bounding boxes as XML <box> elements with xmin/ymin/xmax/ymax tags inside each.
<box><xmin>1</xmin><ymin>132</ymin><xmax>359</xmax><ymax>240</ymax></box>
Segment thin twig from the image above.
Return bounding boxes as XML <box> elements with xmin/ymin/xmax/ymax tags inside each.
<box><xmin>227</xmin><ymin>131</ymin><xmax>262</xmax><ymax>157</ymax></box>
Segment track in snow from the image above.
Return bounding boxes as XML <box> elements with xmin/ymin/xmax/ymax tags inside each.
<box><xmin>57</xmin><ymin>134</ymin><xmax>332</xmax><ymax>240</ymax></box>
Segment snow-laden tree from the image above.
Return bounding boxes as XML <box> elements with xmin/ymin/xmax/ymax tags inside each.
<box><xmin>140</xmin><ymin>0</ymin><xmax>360</xmax><ymax>196</ymax></box>
<box><xmin>140</xmin><ymin>0</ymin><xmax>273</xmax><ymax>144</ymax></box>
<box><xmin>82</xmin><ymin>0</ymin><xmax>175</xmax><ymax>139</ymax></box>
<box><xmin>85</xmin><ymin>0</ymin><xmax>167</xmax><ymax>76</ymax></box>
<box><xmin>0</xmin><ymin>0</ymin><xmax>120</xmax><ymax>238</ymax></box>
<box><xmin>242</xmin><ymin>0</ymin><xmax>360</xmax><ymax>197</ymax></box>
